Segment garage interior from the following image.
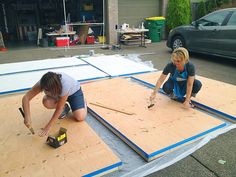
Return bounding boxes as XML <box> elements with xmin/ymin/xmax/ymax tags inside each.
<box><xmin>0</xmin><ymin>0</ymin><xmax>105</xmax><ymax>48</ymax></box>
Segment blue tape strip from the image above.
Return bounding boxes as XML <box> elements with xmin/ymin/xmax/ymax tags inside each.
<box><xmin>191</xmin><ymin>100</ymin><xmax>236</xmax><ymax>121</ymax></box>
<box><xmin>0</xmin><ymin>64</ymin><xmax>88</xmax><ymax>76</ymax></box>
<box><xmin>148</xmin><ymin>123</ymin><xmax>227</xmax><ymax>158</ymax></box>
<box><xmin>79</xmin><ymin>58</ymin><xmax>156</xmax><ymax>78</ymax></box>
<box><xmin>111</xmin><ymin>70</ymin><xmax>156</xmax><ymax>78</ymax></box>
<box><xmin>0</xmin><ymin>76</ymin><xmax>109</xmax><ymax>95</ymax></box>
<box><xmin>88</xmin><ymin>107</ymin><xmax>149</xmax><ymax>159</ymax></box>
<box><xmin>78</xmin><ymin>76</ymin><xmax>110</xmax><ymax>83</ymax></box>
<box><xmin>79</xmin><ymin>58</ymin><xmax>112</xmax><ymax>77</ymax></box>
<box><xmin>130</xmin><ymin>76</ymin><xmax>236</xmax><ymax>121</ymax></box>
<box><xmin>0</xmin><ymin>88</ymin><xmax>31</xmax><ymax>95</ymax></box>
<box><xmin>82</xmin><ymin>161</ymin><xmax>122</xmax><ymax>177</ymax></box>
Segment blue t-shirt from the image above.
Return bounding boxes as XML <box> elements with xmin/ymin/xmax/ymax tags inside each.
<box><xmin>162</xmin><ymin>62</ymin><xmax>195</xmax><ymax>77</ymax></box>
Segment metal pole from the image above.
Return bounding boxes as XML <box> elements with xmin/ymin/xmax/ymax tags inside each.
<box><xmin>102</xmin><ymin>0</ymin><xmax>105</xmax><ymax>46</ymax></box>
<box><xmin>63</xmin><ymin>0</ymin><xmax>69</xmax><ymax>51</ymax></box>
<box><xmin>2</xmin><ymin>3</ymin><xmax>8</xmax><ymax>33</ymax></box>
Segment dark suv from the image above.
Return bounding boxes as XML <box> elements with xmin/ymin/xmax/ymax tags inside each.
<box><xmin>166</xmin><ymin>8</ymin><xmax>236</xmax><ymax>59</ymax></box>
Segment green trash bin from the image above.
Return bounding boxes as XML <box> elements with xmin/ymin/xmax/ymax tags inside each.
<box><xmin>144</xmin><ymin>16</ymin><xmax>165</xmax><ymax>42</ymax></box>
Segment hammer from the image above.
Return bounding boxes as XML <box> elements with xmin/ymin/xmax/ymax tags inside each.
<box><xmin>148</xmin><ymin>99</ymin><xmax>155</xmax><ymax>109</ymax></box>
<box><xmin>18</xmin><ymin>107</ymin><xmax>35</xmax><ymax>134</ymax></box>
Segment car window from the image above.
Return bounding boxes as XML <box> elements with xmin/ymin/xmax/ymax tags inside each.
<box><xmin>198</xmin><ymin>10</ymin><xmax>229</xmax><ymax>26</ymax></box>
<box><xmin>227</xmin><ymin>11</ymin><xmax>236</xmax><ymax>26</ymax></box>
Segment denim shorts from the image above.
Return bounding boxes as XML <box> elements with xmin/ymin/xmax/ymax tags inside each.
<box><xmin>67</xmin><ymin>88</ymin><xmax>85</xmax><ymax>111</ymax></box>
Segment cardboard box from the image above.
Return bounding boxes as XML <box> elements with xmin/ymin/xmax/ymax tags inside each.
<box><xmin>55</xmin><ymin>37</ymin><xmax>69</xmax><ymax>47</ymax></box>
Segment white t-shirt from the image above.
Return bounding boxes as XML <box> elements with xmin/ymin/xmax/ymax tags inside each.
<box><xmin>59</xmin><ymin>72</ymin><xmax>81</xmax><ymax>96</ymax></box>
<box><xmin>39</xmin><ymin>72</ymin><xmax>81</xmax><ymax>97</ymax></box>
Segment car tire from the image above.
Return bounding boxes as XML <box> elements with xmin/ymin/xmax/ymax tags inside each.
<box><xmin>171</xmin><ymin>36</ymin><xmax>186</xmax><ymax>50</ymax></box>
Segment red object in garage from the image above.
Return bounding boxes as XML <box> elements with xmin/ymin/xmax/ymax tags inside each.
<box><xmin>86</xmin><ymin>36</ymin><xmax>94</xmax><ymax>44</ymax></box>
<box><xmin>55</xmin><ymin>37</ymin><xmax>70</xmax><ymax>47</ymax></box>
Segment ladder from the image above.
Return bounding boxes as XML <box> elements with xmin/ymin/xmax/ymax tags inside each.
<box><xmin>0</xmin><ymin>31</ymin><xmax>5</xmax><ymax>48</ymax></box>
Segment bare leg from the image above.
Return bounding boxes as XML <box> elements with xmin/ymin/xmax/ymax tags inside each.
<box><xmin>72</xmin><ymin>106</ymin><xmax>87</xmax><ymax>122</ymax></box>
<box><xmin>42</xmin><ymin>95</ymin><xmax>58</xmax><ymax>109</ymax></box>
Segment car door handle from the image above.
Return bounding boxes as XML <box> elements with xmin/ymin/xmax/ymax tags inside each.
<box><xmin>213</xmin><ymin>29</ymin><xmax>220</xmax><ymax>32</ymax></box>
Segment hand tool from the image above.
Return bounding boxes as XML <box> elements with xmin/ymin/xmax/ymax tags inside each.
<box><xmin>148</xmin><ymin>99</ymin><xmax>155</xmax><ymax>109</ymax></box>
<box><xmin>46</xmin><ymin>127</ymin><xmax>67</xmax><ymax>148</ymax></box>
<box><xmin>148</xmin><ymin>103</ymin><xmax>154</xmax><ymax>109</ymax></box>
<box><xmin>18</xmin><ymin>107</ymin><xmax>35</xmax><ymax>134</ymax></box>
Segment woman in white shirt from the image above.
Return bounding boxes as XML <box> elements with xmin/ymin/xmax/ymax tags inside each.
<box><xmin>22</xmin><ymin>72</ymin><xmax>87</xmax><ymax>137</ymax></box>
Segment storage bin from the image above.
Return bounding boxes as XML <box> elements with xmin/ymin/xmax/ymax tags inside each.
<box><xmin>98</xmin><ymin>36</ymin><xmax>106</xmax><ymax>43</ymax></box>
<box><xmin>55</xmin><ymin>37</ymin><xmax>69</xmax><ymax>47</ymax></box>
<box><xmin>144</xmin><ymin>16</ymin><xmax>166</xmax><ymax>42</ymax></box>
<box><xmin>86</xmin><ymin>36</ymin><xmax>94</xmax><ymax>44</ymax></box>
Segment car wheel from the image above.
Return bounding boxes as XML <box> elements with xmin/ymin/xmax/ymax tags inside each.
<box><xmin>171</xmin><ymin>36</ymin><xmax>185</xmax><ymax>50</ymax></box>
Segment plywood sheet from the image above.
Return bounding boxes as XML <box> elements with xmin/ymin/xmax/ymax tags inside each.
<box><xmin>132</xmin><ymin>72</ymin><xmax>236</xmax><ymax>119</ymax></box>
<box><xmin>82</xmin><ymin>78</ymin><xmax>226</xmax><ymax>161</ymax></box>
<box><xmin>0</xmin><ymin>93</ymin><xmax>121</xmax><ymax>177</ymax></box>
<box><xmin>81</xmin><ymin>55</ymin><xmax>157</xmax><ymax>77</ymax></box>
<box><xmin>0</xmin><ymin>57</ymin><xmax>86</xmax><ymax>75</ymax></box>
<box><xmin>0</xmin><ymin>65</ymin><xmax>109</xmax><ymax>95</ymax></box>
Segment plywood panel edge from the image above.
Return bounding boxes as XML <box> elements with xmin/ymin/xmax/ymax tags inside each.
<box><xmin>130</xmin><ymin>75</ymin><xmax>236</xmax><ymax>122</ymax></box>
<box><xmin>88</xmin><ymin>107</ymin><xmax>150</xmax><ymax>161</ymax></box>
<box><xmin>83</xmin><ymin>162</ymin><xmax>122</xmax><ymax>177</ymax></box>
<box><xmin>147</xmin><ymin>122</ymin><xmax>227</xmax><ymax>161</ymax></box>
<box><xmin>89</xmin><ymin>107</ymin><xmax>227</xmax><ymax>162</ymax></box>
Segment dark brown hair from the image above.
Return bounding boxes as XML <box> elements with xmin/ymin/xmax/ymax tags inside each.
<box><xmin>40</xmin><ymin>72</ymin><xmax>62</xmax><ymax>96</ymax></box>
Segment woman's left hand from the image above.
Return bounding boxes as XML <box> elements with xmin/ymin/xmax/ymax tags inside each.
<box><xmin>183</xmin><ymin>100</ymin><xmax>193</xmax><ymax>109</ymax></box>
<box><xmin>38</xmin><ymin>126</ymin><xmax>50</xmax><ymax>137</ymax></box>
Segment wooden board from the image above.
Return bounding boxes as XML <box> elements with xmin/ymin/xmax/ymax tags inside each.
<box><xmin>0</xmin><ymin>93</ymin><xmax>121</xmax><ymax>177</ymax></box>
<box><xmin>82</xmin><ymin>78</ymin><xmax>226</xmax><ymax>161</ymax></box>
<box><xmin>132</xmin><ymin>71</ymin><xmax>236</xmax><ymax>120</ymax></box>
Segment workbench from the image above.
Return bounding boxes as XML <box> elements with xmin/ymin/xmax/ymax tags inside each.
<box><xmin>45</xmin><ymin>31</ymin><xmax>76</xmax><ymax>37</ymax></box>
<box><xmin>117</xmin><ymin>28</ymin><xmax>149</xmax><ymax>48</ymax></box>
<box><xmin>45</xmin><ymin>31</ymin><xmax>76</xmax><ymax>46</ymax></box>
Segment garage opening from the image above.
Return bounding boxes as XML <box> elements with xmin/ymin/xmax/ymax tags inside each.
<box><xmin>0</xmin><ymin>0</ymin><xmax>105</xmax><ymax>49</ymax></box>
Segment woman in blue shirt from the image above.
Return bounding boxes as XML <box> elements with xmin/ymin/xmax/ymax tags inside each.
<box><xmin>150</xmin><ymin>47</ymin><xmax>202</xmax><ymax>108</ymax></box>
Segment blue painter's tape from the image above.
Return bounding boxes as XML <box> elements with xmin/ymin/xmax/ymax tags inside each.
<box><xmin>78</xmin><ymin>76</ymin><xmax>110</xmax><ymax>83</ymax></box>
<box><xmin>88</xmin><ymin>107</ymin><xmax>149</xmax><ymax>159</ymax></box>
<box><xmin>80</xmin><ymin>58</ymin><xmax>157</xmax><ymax>78</ymax></box>
<box><xmin>148</xmin><ymin>123</ymin><xmax>227</xmax><ymax>158</ymax></box>
<box><xmin>89</xmin><ymin>106</ymin><xmax>228</xmax><ymax>161</ymax></box>
<box><xmin>0</xmin><ymin>64</ymin><xmax>88</xmax><ymax>76</ymax></box>
<box><xmin>0</xmin><ymin>76</ymin><xmax>109</xmax><ymax>95</ymax></box>
<box><xmin>130</xmin><ymin>76</ymin><xmax>236</xmax><ymax>121</ymax></box>
<box><xmin>79</xmin><ymin>58</ymin><xmax>112</xmax><ymax>77</ymax></box>
<box><xmin>191</xmin><ymin>100</ymin><xmax>236</xmax><ymax>121</ymax></box>
<box><xmin>130</xmin><ymin>76</ymin><xmax>155</xmax><ymax>88</ymax></box>
<box><xmin>0</xmin><ymin>88</ymin><xmax>31</xmax><ymax>95</ymax></box>
<box><xmin>111</xmin><ymin>70</ymin><xmax>156</xmax><ymax>78</ymax></box>
<box><xmin>82</xmin><ymin>161</ymin><xmax>122</xmax><ymax>177</ymax></box>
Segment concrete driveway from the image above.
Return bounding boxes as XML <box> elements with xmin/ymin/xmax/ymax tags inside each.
<box><xmin>0</xmin><ymin>41</ymin><xmax>236</xmax><ymax>177</ymax></box>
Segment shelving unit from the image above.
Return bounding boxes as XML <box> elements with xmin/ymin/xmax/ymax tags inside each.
<box><xmin>15</xmin><ymin>2</ymin><xmax>38</xmax><ymax>41</ymax></box>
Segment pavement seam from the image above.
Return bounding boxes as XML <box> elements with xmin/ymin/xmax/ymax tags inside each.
<box><xmin>190</xmin><ymin>154</ymin><xmax>220</xmax><ymax>177</ymax></box>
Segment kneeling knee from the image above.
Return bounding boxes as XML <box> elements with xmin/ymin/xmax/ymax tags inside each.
<box><xmin>74</xmin><ymin>115</ymin><xmax>86</xmax><ymax>122</ymax></box>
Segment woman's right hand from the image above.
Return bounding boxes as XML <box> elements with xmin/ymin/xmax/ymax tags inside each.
<box><xmin>24</xmin><ymin>118</ymin><xmax>31</xmax><ymax>128</ymax></box>
<box><xmin>149</xmin><ymin>91</ymin><xmax>156</xmax><ymax>102</ymax></box>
